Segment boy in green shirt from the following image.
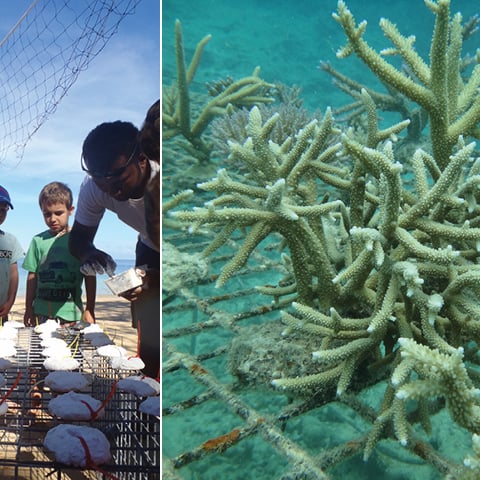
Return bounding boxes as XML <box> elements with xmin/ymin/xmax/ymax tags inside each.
<box><xmin>23</xmin><ymin>181</ymin><xmax>96</xmax><ymax>326</ymax></box>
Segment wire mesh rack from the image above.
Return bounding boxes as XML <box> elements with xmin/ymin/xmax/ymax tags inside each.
<box><xmin>0</xmin><ymin>323</ymin><xmax>159</xmax><ymax>480</ymax></box>
<box><xmin>162</xmin><ymin>224</ymin><xmax>474</xmax><ymax>480</ymax></box>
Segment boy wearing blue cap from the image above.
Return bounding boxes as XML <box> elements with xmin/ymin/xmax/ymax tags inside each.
<box><xmin>0</xmin><ymin>185</ymin><xmax>24</xmax><ymax>324</ymax></box>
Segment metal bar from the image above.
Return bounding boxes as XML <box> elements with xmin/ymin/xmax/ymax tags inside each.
<box><xmin>0</xmin><ymin>324</ymin><xmax>159</xmax><ymax>479</ymax></box>
<box><xmin>163</xmin><ymin>341</ymin><xmax>331</xmax><ymax>480</ymax></box>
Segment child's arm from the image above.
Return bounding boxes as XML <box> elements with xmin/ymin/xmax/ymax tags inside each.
<box><xmin>0</xmin><ymin>262</ymin><xmax>19</xmax><ymax>318</ymax></box>
<box><xmin>23</xmin><ymin>271</ymin><xmax>37</xmax><ymax>327</ymax></box>
<box><xmin>83</xmin><ymin>274</ymin><xmax>96</xmax><ymax>324</ymax></box>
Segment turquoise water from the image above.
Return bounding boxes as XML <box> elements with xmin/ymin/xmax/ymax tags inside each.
<box><xmin>162</xmin><ymin>0</ymin><xmax>478</xmax><ymax>114</ymax></box>
<box><xmin>16</xmin><ymin>257</ymin><xmax>134</xmax><ymax>296</ymax></box>
<box><xmin>162</xmin><ymin>1</ymin><xmax>480</xmax><ymax>479</ymax></box>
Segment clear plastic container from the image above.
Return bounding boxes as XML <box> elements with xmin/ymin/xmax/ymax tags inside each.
<box><xmin>104</xmin><ymin>268</ymin><xmax>144</xmax><ymax>295</ymax></box>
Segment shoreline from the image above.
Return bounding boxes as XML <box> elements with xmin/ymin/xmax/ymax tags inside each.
<box><xmin>9</xmin><ymin>294</ymin><xmax>138</xmax><ymax>356</ymax></box>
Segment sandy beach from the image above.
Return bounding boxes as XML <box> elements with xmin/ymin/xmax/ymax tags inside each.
<box><xmin>9</xmin><ymin>294</ymin><xmax>138</xmax><ymax>356</ymax></box>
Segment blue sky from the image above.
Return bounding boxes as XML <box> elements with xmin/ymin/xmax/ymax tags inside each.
<box><xmin>0</xmin><ymin>1</ymin><xmax>159</xmax><ymax>260</ymax></box>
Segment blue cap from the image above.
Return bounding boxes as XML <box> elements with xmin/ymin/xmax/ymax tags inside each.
<box><xmin>0</xmin><ymin>186</ymin><xmax>13</xmax><ymax>209</ymax></box>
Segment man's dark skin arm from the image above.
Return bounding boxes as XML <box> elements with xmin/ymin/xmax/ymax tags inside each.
<box><xmin>69</xmin><ymin>220</ymin><xmax>117</xmax><ymax>276</ymax></box>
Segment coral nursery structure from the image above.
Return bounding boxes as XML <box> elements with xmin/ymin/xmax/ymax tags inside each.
<box><xmin>164</xmin><ymin>1</ymin><xmax>480</xmax><ymax>478</ymax></box>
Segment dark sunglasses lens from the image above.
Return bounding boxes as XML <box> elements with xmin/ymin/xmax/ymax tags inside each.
<box><xmin>82</xmin><ymin>143</ymin><xmax>137</xmax><ymax>178</ymax></box>
<box><xmin>94</xmin><ymin>166</ymin><xmax>128</xmax><ymax>180</ymax></box>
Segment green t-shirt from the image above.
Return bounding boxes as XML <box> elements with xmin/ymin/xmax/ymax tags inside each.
<box><xmin>23</xmin><ymin>231</ymin><xmax>84</xmax><ymax>322</ymax></box>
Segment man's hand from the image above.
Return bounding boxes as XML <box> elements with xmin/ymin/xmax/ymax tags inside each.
<box><xmin>118</xmin><ymin>268</ymin><xmax>159</xmax><ymax>302</ymax></box>
<box><xmin>80</xmin><ymin>250</ymin><xmax>117</xmax><ymax>277</ymax></box>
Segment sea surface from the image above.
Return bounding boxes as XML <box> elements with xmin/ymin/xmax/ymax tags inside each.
<box><xmin>16</xmin><ymin>257</ymin><xmax>135</xmax><ymax>296</ymax></box>
<box><xmin>162</xmin><ymin>1</ymin><xmax>478</xmax><ymax>479</ymax></box>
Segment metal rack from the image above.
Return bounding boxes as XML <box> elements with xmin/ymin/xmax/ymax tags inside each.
<box><xmin>0</xmin><ymin>325</ymin><xmax>159</xmax><ymax>480</ymax></box>
<box><xmin>161</xmin><ymin>228</ymin><xmax>472</xmax><ymax>480</ymax></box>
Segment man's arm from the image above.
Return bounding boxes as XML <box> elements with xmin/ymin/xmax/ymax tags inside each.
<box><xmin>68</xmin><ymin>220</ymin><xmax>98</xmax><ymax>263</ymax></box>
<box><xmin>69</xmin><ymin>220</ymin><xmax>116</xmax><ymax>276</ymax></box>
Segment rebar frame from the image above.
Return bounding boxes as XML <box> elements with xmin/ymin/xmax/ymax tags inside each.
<box><xmin>162</xmin><ymin>230</ymin><xmax>471</xmax><ymax>480</ymax></box>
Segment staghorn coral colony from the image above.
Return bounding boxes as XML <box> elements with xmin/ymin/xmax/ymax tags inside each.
<box><xmin>167</xmin><ymin>0</ymin><xmax>480</xmax><ymax>476</ymax></box>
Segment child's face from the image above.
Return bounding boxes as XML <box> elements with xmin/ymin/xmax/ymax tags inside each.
<box><xmin>0</xmin><ymin>202</ymin><xmax>9</xmax><ymax>226</ymax></box>
<box><xmin>41</xmin><ymin>202</ymin><xmax>74</xmax><ymax>235</ymax></box>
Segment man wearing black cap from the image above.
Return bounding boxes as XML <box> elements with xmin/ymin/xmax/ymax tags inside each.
<box><xmin>0</xmin><ymin>185</ymin><xmax>24</xmax><ymax>324</ymax></box>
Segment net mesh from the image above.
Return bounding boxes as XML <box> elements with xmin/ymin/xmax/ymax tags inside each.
<box><xmin>0</xmin><ymin>0</ymin><xmax>140</xmax><ymax>164</ymax></box>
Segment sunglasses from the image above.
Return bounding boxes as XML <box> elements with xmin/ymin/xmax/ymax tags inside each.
<box><xmin>81</xmin><ymin>144</ymin><xmax>139</xmax><ymax>179</ymax></box>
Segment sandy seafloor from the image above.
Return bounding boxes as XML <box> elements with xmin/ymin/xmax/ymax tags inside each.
<box><xmin>162</xmin><ymin>1</ymin><xmax>480</xmax><ymax>479</ymax></box>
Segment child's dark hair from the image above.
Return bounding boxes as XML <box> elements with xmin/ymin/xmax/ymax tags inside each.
<box><xmin>39</xmin><ymin>182</ymin><xmax>73</xmax><ymax>209</ymax></box>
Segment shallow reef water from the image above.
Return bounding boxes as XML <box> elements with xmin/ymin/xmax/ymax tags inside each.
<box><xmin>162</xmin><ymin>1</ymin><xmax>480</xmax><ymax>478</ymax></box>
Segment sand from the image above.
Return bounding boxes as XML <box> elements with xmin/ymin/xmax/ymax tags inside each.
<box><xmin>9</xmin><ymin>294</ymin><xmax>138</xmax><ymax>357</ymax></box>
